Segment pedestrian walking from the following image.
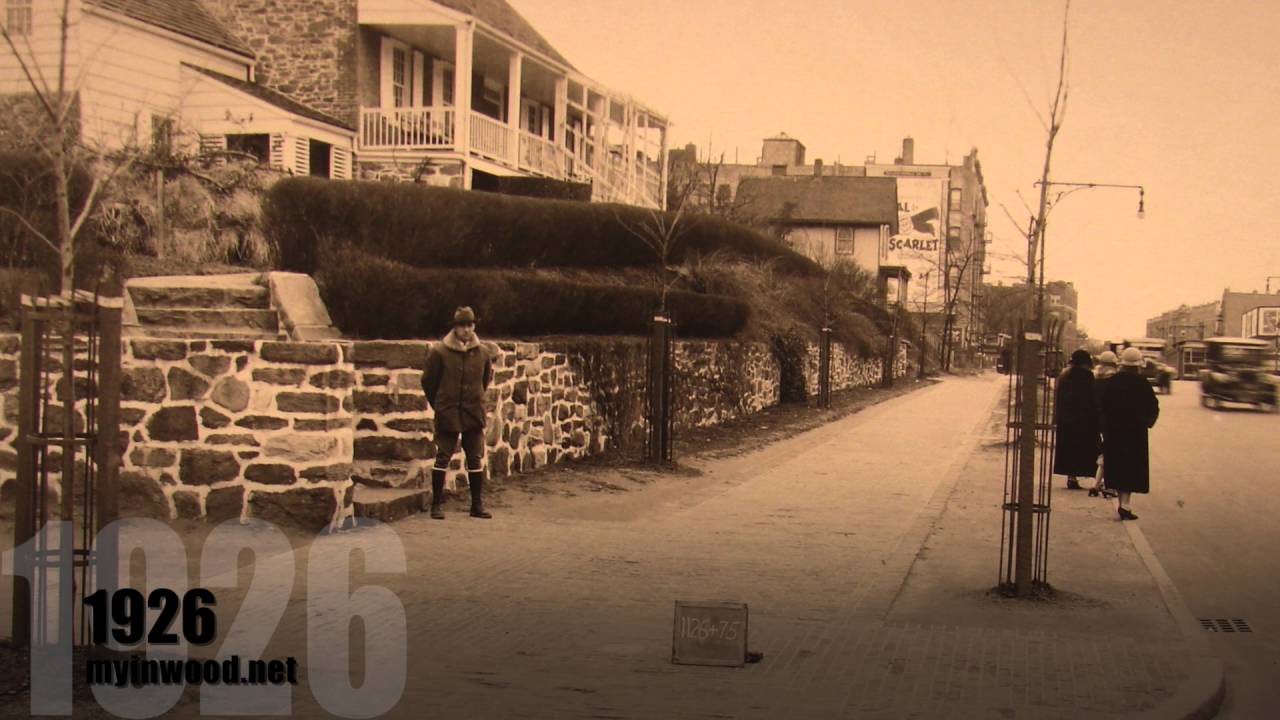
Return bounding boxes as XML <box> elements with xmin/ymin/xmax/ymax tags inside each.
<box><xmin>1053</xmin><ymin>349</ymin><xmax>1101</xmax><ymax>490</ymax></box>
<box><xmin>1089</xmin><ymin>350</ymin><xmax>1119</xmax><ymax>498</ymax></box>
<box><xmin>1099</xmin><ymin>347</ymin><xmax>1159</xmax><ymax>520</ymax></box>
<box><xmin>422</xmin><ymin>306</ymin><xmax>494</xmax><ymax>519</ymax></box>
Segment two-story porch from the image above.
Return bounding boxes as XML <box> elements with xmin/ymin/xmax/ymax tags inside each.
<box><xmin>356</xmin><ymin>1</ymin><xmax>668</xmax><ymax>209</ymax></box>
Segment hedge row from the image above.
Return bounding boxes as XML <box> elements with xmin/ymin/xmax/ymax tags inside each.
<box><xmin>316</xmin><ymin>245</ymin><xmax>750</xmax><ymax>339</ymax></box>
<box><xmin>263</xmin><ymin>177</ymin><xmax>820</xmax><ymax>276</ymax></box>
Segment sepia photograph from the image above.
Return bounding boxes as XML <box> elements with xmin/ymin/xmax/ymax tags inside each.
<box><xmin>0</xmin><ymin>0</ymin><xmax>1276</xmax><ymax>717</ymax></box>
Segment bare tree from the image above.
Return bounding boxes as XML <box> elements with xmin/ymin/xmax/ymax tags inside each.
<box><xmin>620</xmin><ymin>201</ymin><xmax>690</xmax><ymax>317</ymax></box>
<box><xmin>1</xmin><ymin>0</ymin><xmax>135</xmax><ymax>293</ymax></box>
<box><xmin>1027</xmin><ymin>0</ymin><xmax>1073</xmax><ymax>324</ymax></box>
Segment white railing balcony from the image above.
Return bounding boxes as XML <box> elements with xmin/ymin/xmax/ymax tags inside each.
<box><xmin>469</xmin><ymin>112</ymin><xmax>510</xmax><ymax>161</ymax></box>
<box><xmin>360</xmin><ymin>107</ymin><xmax>455</xmax><ymax>150</ymax></box>
<box><xmin>518</xmin><ymin>131</ymin><xmax>565</xmax><ymax>178</ymax></box>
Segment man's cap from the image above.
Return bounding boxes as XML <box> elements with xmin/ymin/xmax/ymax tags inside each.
<box><xmin>452</xmin><ymin>306</ymin><xmax>477</xmax><ymax>326</ymax></box>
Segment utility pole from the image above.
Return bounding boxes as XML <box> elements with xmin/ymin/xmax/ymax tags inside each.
<box><xmin>918</xmin><ymin>271</ymin><xmax>931</xmax><ymax>380</ymax></box>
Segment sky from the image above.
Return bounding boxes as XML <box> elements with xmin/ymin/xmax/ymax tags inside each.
<box><xmin>508</xmin><ymin>0</ymin><xmax>1280</xmax><ymax>341</ymax></box>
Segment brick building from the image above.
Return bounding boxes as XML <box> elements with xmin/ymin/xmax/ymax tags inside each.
<box><xmin>1144</xmin><ymin>301</ymin><xmax>1218</xmax><ymax>343</ymax></box>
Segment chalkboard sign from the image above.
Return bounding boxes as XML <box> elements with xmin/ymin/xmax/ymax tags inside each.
<box><xmin>671</xmin><ymin>601</ymin><xmax>748</xmax><ymax>667</ymax></box>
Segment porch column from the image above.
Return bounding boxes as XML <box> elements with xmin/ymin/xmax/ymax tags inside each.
<box><xmin>554</xmin><ymin>76</ymin><xmax>568</xmax><ymax>178</ymax></box>
<box><xmin>507</xmin><ymin>50</ymin><xmax>523</xmax><ymax>167</ymax></box>
<box><xmin>455</xmin><ymin>21</ymin><xmax>474</xmax><ymax>176</ymax></box>
<box><xmin>657</xmin><ymin>118</ymin><xmax>670</xmax><ymax>209</ymax></box>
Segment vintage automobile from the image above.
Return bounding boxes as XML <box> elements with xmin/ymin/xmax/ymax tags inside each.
<box><xmin>1199</xmin><ymin>337</ymin><xmax>1280</xmax><ymax>412</ymax></box>
<box><xmin>1123</xmin><ymin>338</ymin><xmax>1175</xmax><ymax>394</ymax></box>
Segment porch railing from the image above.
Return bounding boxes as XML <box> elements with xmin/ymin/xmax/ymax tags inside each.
<box><xmin>469</xmin><ymin>112</ymin><xmax>509</xmax><ymax>160</ymax></box>
<box><xmin>360</xmin><ymin>107</ymin><xmax>454</xmax><ymax>149</ymax></box>
<box><xmin>518</xmin><ymin>131</ymin><xmax>565</xmax><ymax>177</ymax></box>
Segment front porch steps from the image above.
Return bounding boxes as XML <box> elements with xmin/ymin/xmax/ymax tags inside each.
<box><xmin>352</xmin><ymin>486</ymin><xmax>432</xmax><ymax>523</ymax></box>
<box><xmin>123</xmin><ymin>272</ymin><xmax>340</xmax><ymax>341</ymax></box>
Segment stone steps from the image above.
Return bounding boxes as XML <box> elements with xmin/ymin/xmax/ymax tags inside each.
<box><xmin>135</xmin><ymin>307</ymin><xmax>280</xmax><ymax>332</ymax></box>
<box><xmin>129</xmin><ymin>285</ymin><xmax>271</xmax><ymax>309</ymax></box>
<box><xmin>135</xmin><ymin>326</ymin><xmax>282</xmax><ymax>340</ymax></box>
<box><xmin>126</xmin><ymin>274</ymin><xmax>286</xmax><ymax>340</ymax></box>
<box><xmin>352</xmin><ymin>486</ymin><xmax>431</xmax><ymax>523</ymax></box>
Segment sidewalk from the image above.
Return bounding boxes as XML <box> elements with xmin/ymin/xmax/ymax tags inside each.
<box><xmin>175</xmin><ymin>374</ymin><xmax>1221</xmax><ymax>719</ymax></box>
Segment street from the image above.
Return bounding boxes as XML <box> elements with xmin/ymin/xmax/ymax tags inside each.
<box><xmin>1142</xmin><ymin>379</ymin><xmax>1280</xmax><ymax>718</ymax></box>
<box><xmin>1</xmin><ymin>373</ymin><xmax>1261</xmax><ymax>718</ymax></box>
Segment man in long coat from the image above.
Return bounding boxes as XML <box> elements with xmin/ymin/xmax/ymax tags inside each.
<box><xmin>1100</xmin><ymin>347</ymin><xmax>1160</xmax><ymax>520</ymax></box>
<box><xmin>1054</xmin><ymin>349</ymin><xmax>1101</xmax><ymax>489</ymax></box>
<box><xmin>422</xmin><ymin>306</ymin><xmax>494</xmax><ymax>519</ymax></box>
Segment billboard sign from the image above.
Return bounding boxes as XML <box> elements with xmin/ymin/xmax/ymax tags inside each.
<box><xmin>882</xmin><ymin>176</ymin><xmax>946</xmax><ymax>308</ymax></box>
<box><xmin>1243</xmin><ymin>306</ymin><xmax>1280</xmax><ymax>338</ymax></box>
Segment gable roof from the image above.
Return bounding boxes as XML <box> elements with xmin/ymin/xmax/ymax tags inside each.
<box><xmin>89</xmin><ymin>0</ymin><xmax>253</xmax><ymax>58</ymax></box>
<box><xmin>183</xmin><ymin>64</ymin><xmax>354</xmax><ymax>132</ymax></box>
<box><xmin>433</xmin><ymin>0</ymin><xmax>574</xmax><ymax>69</ymax></box>
<box><xmin>736</xmin><ymin>176</ymin><xmax>898</xmax><ymax>230</ymax></box>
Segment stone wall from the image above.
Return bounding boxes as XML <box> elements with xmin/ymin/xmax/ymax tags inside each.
<box><xmin>0</xmin><ymin>334</ymin><xmax>907</xmax><ymax>528</ymax></box>
<box><xmin>803</xmin><ymin>341</ymin><xmax>913</xmax><ymax>396</ymax></box>
<box><xmin>357</xmin><ymin>157</ymin><xmax>465</xmax><ymax>186</ymax></box>
<box><xmin>201</xmin><ymin>0</ymin><xmax>359</xmax><ymax>126</ymax></box>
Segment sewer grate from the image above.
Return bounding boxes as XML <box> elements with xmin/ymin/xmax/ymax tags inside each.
<box><xmin>1199</xmin><ymin>618</ymin><xmax>1252</xmax><ymax>633</ymax></box>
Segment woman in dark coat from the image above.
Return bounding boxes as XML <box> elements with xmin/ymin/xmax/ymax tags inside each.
<box><xmin>422</xmin><ymin>306</ymin><xmax>494</xmax><ymax>519</ymax></box>
<box><xmin>1053</xmin><ymin>349</ymin><xmax>1101</xmax><ymax>490</ymax></box>
<box><xmin>1100</xmin><ymin>347</ymin><xmax>1160</xmax><ymax>520</ymax></box>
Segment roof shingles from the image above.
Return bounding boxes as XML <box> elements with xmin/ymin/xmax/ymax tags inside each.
<box><xmin>434</xmin><ymin>0</ymin><xmax>574</xmax><ymax>69</ymax></box>
<box><xmin>89</xmin><ymin>0</ymin><xmax>253</xmax><ymax>57</ymax></box>
<box><xmin>736</xmin><ymin>176</ymin><xmax>899</xmax><ymax>230</ymax></box>
<box><xmin>184</xmin><ymin>64</ymin><xmax>354</xmax><ymax>132</ymax></box>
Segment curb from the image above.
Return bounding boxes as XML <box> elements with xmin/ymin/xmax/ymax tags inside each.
<box><xmin>1124</xmin><ymin>520</ymin><xmax>1227</xmax><ymax>720</ymax></box>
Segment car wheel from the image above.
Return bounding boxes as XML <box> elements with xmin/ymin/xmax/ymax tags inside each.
<box><xmin>1201</xmin><ymin>394</ymin><xmax>1211</xmax><ymax>408</ymax></box>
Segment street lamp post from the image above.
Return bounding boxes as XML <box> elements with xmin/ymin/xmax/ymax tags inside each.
<box><xmin>1006</xmin><ymin>179</ymin><xmax>1145</xmax><ymax>597</ymax></box>
<box><xmin>1031</xmin><ymin>181</ymin><xmax>1145</xmax><ymax>323</ymax></box>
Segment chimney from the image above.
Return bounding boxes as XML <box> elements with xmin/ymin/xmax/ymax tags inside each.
<box><xmin>902</xmin><ymin>137</ymin><xmax>915</xmax><ymax>165</ymax></box>
<box><xmin>814</xmin><ymin>158</ymin><xmax>823</xmax><ymax>177</ymax></box>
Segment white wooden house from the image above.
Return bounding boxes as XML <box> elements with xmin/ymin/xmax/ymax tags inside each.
<box><xmin>2</xmin><ymin>0</ymin><xmax>668</xmax><ymax>205</ymax></box>
<box><xmin>356</xmin><ymin>0</ymin><xmax>669</xmax><ymax>206</ymax></box>
<box><xmin>0</xmin><ymin>0</ymin><xmax>355</xmax><ymax>178</ymax></box>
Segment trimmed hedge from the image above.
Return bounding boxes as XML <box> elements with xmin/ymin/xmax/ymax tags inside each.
<box><xmin>480</xmin><ymin>176</ymin><xmax>592</xmax><ymax>202</ymax></box>
<box><xmin>263</xmin><ymin>177</ymin><xmax>821</xmax><ymax>276</ymax></box>
<box><xmin>316</xmin><ymin>245</ymin><xmax>749</xmax><ymax>339</ymax></box>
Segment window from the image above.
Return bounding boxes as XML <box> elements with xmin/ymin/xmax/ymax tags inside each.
<box><xmin>391</xmin><ymin>47</ymin><xmax>408</xmax><ymax>107</ymax></box>
<box><xmin>226</xmin><ymin>134</ymin><xmax>270</xmax><ymax>164</ymax></box>
<box><xmin>5</xmin><ymin>0</ymin><xmax>31</xmax><ymax>36</ymax></box>
<box><xmin>441</xmin><ymin>67</ymin><xmax>454</xmax><ymax>105</ymax></box>
<box><xmin>308</xmin><ymin>139</ymin><xmax>331</xmax><ymax>178</ymax></box>
<box><xmin>835</xmin><ymin>226</ymin><xmax>854</xmax><ymax>255</ymax></box>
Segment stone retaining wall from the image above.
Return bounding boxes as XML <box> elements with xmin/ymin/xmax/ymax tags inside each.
<box><xmin>0</xmin><ymin>335</ymin><xmax>911</xmax><ymax>529</ymax></box>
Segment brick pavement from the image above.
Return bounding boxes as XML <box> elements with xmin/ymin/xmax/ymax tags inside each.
<box><xmin>160</xmin><ymin>374</ymin><xmax>1220</xmax><ymax>719</ymax></box>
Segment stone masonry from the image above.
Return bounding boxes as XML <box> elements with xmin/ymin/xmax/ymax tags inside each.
<box><xmin>199</xmin><ymin>0</ymin><xmax>359</xmax><ymax>125</ymax></box>
<box><xmin>0</xmin><ymin>335</ymin><xmax>912</xmax><ymax>529</ymax></box>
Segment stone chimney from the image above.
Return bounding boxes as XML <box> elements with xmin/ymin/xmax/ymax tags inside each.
<box><xmin>902</xmin><ymin>137</ymin><xmax>915</xmax><ymax>165</ymax></box>
<box><xmin>814</xmin><ymin>158</ymin><xmax>823</xmax><ymax>177</ymax></box>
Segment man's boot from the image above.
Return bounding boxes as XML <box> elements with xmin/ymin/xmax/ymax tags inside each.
<box><xmin>468</xmin><ymin>471</ymin><xmax>492</xmax><ymax>519</ymax></box>
<box><xmin>430</xmin><ymin>469</ymin><xmax>446</xmax><ymax>519</ymax></box>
